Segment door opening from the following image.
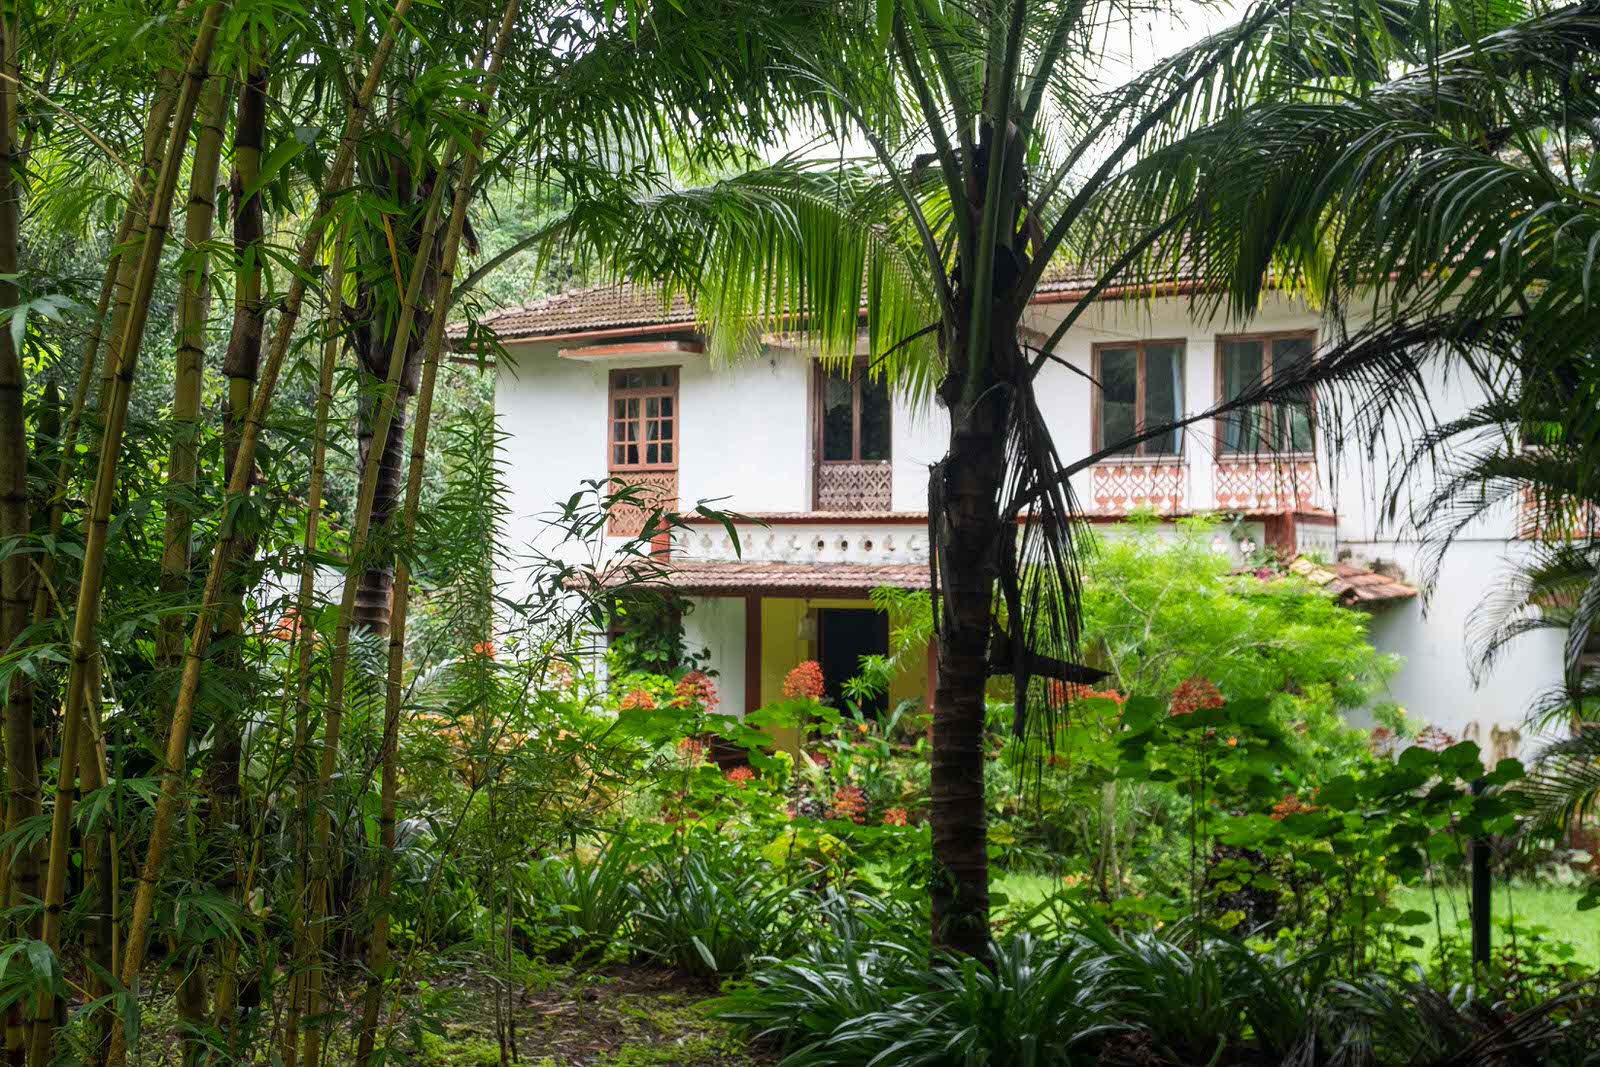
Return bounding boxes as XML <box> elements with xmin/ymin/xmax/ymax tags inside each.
<box><xmin>817</xmin><ymin>608</ymin><xmax>890</xmax><ymax>718</ymax></box>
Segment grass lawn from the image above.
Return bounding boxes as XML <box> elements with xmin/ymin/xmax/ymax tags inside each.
<box><xmin>1390</xmin><ymin>881</ymin><xmax>1599</xmax><ymax>970</ymax></box>
<box><xmin>992</xmin><ymin>870</ymin><xmax>1600</xmax><ymax>972</ymax></box>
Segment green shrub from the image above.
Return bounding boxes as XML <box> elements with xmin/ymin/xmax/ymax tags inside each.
<box><xmin>630</xmin><ymin>840</ymin><xmax>812</xmax><ymax>977</ymax></box>
<box><xmin>519</xmin><ymin>842</ymin><xmax>639</xmax><ymax>962</ymax></box>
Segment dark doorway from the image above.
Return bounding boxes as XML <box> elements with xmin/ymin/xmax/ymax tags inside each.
<box><xmin>818</xmin><ymin>608</ymin><xmax>890</xmax><ymax>718</ymax></box>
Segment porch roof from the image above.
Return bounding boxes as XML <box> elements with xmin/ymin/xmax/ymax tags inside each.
<box><xmin>1287</xmin><ymin>557</ymin><xmax>1418</xmax><ymax>607</ymax></box>
<box><xmin>569</xmin><ymin>559</ymin><xmax>931</xmax><ymax>597</ymax></box>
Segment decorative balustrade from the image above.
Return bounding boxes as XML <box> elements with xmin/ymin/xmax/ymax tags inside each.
<box><xmin>1088</xmin><ymin>462</ymin><xmax>1186</xmax><ymax>516</ymax></box>
<box><xmin>1213</xmin><ymin>459</ymin><xmax>1322</xmax><ymax>512</ymax></box>
<box><xmin>606</xmin><ymin>472</ymin><xmax>678</xmax><ymax>537</ymax></box>
<box><xmin>816</xmin><ymin>462</ymin><xmax>892</xmax><ymax>511</ymax></box>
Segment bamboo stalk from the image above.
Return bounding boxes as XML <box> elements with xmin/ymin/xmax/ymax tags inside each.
<box><xmin>354</xmin><ymin>5</ymin><xmax>521</xmax><ymax>1056</ymax></box>
<box><xmin>210</xmin><ymin>58</ymin><xmax>270</xmax><ymax>1047</ymax></box>
<box><xmin>281</xmin><ymin>226</ymin><xmax>346</xmax><ymax>1067</ymax></box>
<box><xmin>105</xmin><ymin>8</ymin><xmax>417</xmax><ymax>1063</ymax></box>
<box><xmin>0</xmin><ymin>23</ymin><xmax>38</xmax><ymax>1067</ymax></box>
<box><xmin>31</xmin><ymin>8</ymin><xmax>226</xmax><ymax>1065</ymax></box>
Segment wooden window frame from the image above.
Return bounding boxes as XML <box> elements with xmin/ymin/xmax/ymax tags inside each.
<box><xmin>813</xmin><ymin>358</ymin><xmax>893</xmax><ymax>467</ymax></box>
<box><xmin>608</xmin><ymin>366</ymin><xmax>679</xmax><ymax>472</ymax></box>
<box><xmin>1090</xmin><ymin>339</ymin><xmax>1186</xmax><ymax>461</ymax></box>
<box><xmin>1213</xmin><ymin>330</ymin><xmax>1317</xmax><ymax>458</ymax></box>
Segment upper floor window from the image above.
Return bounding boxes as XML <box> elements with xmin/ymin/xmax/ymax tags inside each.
<box><xmin>1217</xmin><ymin>333</ymin><xmax>1315</xmax><ymax>455</ymax></box>
<box><xmin>818</xmin><ymin>360</ymin><xmax>891</xmax><ymax>463</ymax></box>
<box><xmin>814</xmin><ymin>360</ymin><xmax>892</xmax><ymax>511</ymax></box>
<box><xmin>609</xmin><ymin>367</ymin><xmax>678</xmax><ymax>471</ymax></box>
<box><xmin>1093</xmin><ymin>341</ymin><xmax>1184</xmax><ymax>457</ymax></box>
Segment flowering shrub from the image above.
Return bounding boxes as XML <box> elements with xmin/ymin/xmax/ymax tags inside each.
<box><xmin>1046</xmin><ymin>679</ymin><xmax>1126</xmax><ymax>705</ymax></box>
<box><xmin>881</xmin><ymin>807</ymin><xmax>907</xmax><ymax>826</ymax></box>
<box><xmin>782</xmin><ymin>660</ymin><xmax>827</xmax><ymax>700</ymax></box>
<box><xmin>672</xmin><ymin>670</ymin><xmax>719</xmax><ymax>712</ymax></box>
<box><xmin>676</xmin><ymin>737</ymin><xmax>706</xmax><ymax>765</ymax></box>
<box><xmin>1169</xmin><ymin>676</ymin><xmax>1224</xmax><ymax>717</ymax></box>
<box><xmin>472</xmin><ymin>639</ymin><xmax>495</xmax><ymax>659</ymax></box>
<box><xmin>724</xmin><ymin>765</ymin><xmax>755</xmax><ymax>788</ymax></box>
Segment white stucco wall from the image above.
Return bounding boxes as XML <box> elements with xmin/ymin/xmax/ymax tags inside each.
<box><xmin>492</xmin><ymin>294</ymin><xmax>1563</xmax><ymax>752</ymax></box>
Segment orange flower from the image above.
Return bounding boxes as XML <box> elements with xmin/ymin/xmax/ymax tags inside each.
<box><xmin>1226</xmin><ymin>737</ymin><xmax>1238</xmax><ymax>747</ymax></box>
<box><xmin>671</xmin><ymin>670</ymin><xmax>719</xmax><ymax>712</ymax></box>
<box><xmin>783</xmin><ymin>660</ymin><xmax>827</xmax><ymax>700</ymax></box>
<box><xmin>619</xmin><ymin>689</ymin><xmax>656</xmax><ymax>711</ymax></box>
<box><xmin>1046</xmin><ymin>680</ymin><xmax>1126</xmax><ymax>705</ymax></box>
<box><xmin>828</xmin><ymin>785</ymin><xmax>867</xmax><ymax>823</ymax></box>
<box><xmin>473</xmin><ymin>640</ymin><xmax>495</xmax><ymax>659</ymax></box>
<box><xmin>676</xmin><ymin>737</ymin><xmax>706</xmax><ymax>764</ymax></box>
<box><xmin>881</xmin><ymin>807</ymin><xmax>908</xmax><ymax>826</ymax></box>
<box><xmin>1169</xmin><ymin>676</ymin><xmax>1224</xmax><ymax>717</ymax></box>
<box><xmin>856</xmin><ymin>723</ymin><xmax>869</xmax><ymax>734</ymax></box>
<box><xmin>1269</xmin><ymin>793</ymin><xmax>1320</xmax><ymax>821</ymax></box>
<box><xmin>724</xmin><ymin>765</ymin><xmax>755</xmax><ymax>787</ymax></box>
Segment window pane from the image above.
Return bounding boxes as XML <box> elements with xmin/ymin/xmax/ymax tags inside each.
<box><xmin>660</xmin><ymin>443</ymin><xmax>672</xmax><ymax>464</ymax></box>
<box><xmin>613</xmin><ymin>421</ymin><xmax>625</xmax><ymax>442</ymax></box>
<box><xmin>613</xmin><ymin>399</ymin><xmax>625</xmax><ymax>419</ymax></box>
<box><xmin>822</xmin><ymin>372</ymin><xmax>853</xmax><ymax>460</ymax></box>
<box><xmin>613</xmin><ymin>444</ymin><xmax>625</xmax><ymax>465</ymax></box>
<box><xmin>1219</xmin><ymin>339</ymin><xmax>1263</xmax><ymax>454</ymax></box>
<box><xmin>661</xmin><ymin>396</ymin><xmax>673</xmax><ymax>417</ymax></box>
<box><xmin>626</xmin><ymin>444</ymin><xmax>639</xmax><ymax>465</ymax></box>
<box><xmin>646</xmin><ymin>443</ymin><xmax>659</xmax><ymax>464</ymax></box>
<box><xmin>860</xmin><ymin>375</ymin><xmax>891</xmax><ymax>461</ymax></box>
<box><xmin>645</xmin><ymin>397</ymin><xmax>658</xmax><ymax>419</ymax></box>
<box><xmin>1098</xmin><ymin>347</ymin><xmax>1137</xmax><ymax>454</ymax></box>
<box><xmin>1271</xmin><ymin>336</ymin><xmax>1315</xmax><ymax>452</ymax></box>
<box><xmin>1143</xmin><ymin>343</ymin><xmax>1182</xmax><ymax>455</ymax></box>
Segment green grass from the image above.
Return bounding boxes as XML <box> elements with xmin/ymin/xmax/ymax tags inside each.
<box><xmin>1390</xmin><ymin>881</ymin><xmax>1599</xmax><ymax>969</ymax></box>
<box><xmin>992</xmin><ymin>871</ymin><xmax>1600</xmax><ymax>971</ymax></box>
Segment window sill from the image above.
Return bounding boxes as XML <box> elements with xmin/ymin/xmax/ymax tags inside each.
<box><xmin>1092</xmin><ymin>455</ymin><xmax>1185</xmax><ymax>466</ymax></box>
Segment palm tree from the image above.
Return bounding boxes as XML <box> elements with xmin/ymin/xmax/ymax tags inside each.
<box><xmin>544</xmin><ymin>0</ymin><xmax>1430</xmax><ymax>957</ymax></box>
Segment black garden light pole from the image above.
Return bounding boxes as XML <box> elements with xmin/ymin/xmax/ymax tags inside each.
<box><xmin>1469</xmin><ymin>776</ymin><xmax>1492</xmax><ymax>970</ymax></box>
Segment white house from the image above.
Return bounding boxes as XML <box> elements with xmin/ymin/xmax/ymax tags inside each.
<box><xmin>453</xmin><ymin>276</ymin><xmax>1560</xmax><ymax>761</ymax></box>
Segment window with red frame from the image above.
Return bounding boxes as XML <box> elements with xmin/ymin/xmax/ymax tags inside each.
<box><xmin>609</xmin><ymin>367</ymin><xmax>678</xmax><ymax>470</ymax></box>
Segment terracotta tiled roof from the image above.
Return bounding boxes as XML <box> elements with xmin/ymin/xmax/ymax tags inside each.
<box><xmin>567</xmin><ymin>559</ymin><xmax>930</xmax><ymax>597</ymax></box>
<box><xmin>1288</xmin><ymin>556</ymin><xmax>1418</xmax><ymax>608</ymax></box>
<box><xmin>449</xmin><ymin>258</ymin><xmax>1216</xmax><ymax>345</ymax></box>
<box><xmin>451</xmin><ymin>281</ymin><xmax>697</xmax><ymax>343</ymax></box>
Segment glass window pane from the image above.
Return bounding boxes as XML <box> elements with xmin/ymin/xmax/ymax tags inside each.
<box><xmin>1143</xmin><ymin>343</ymin><xmax>1182</xmax><ymax>454</ymax></box>
<box><xmin>1098</xmin><ymin>347</ymin><xmax>1137</xmax><ymax>455</ymax></box>
<box><xmin>646</xmin><ymin>443</ymin><xmax>659</xmax><ymax>464</ymax></box>
<box><xmin>626</xmin><ymin>444</ymin><xmax>639</xmax><ymax>464</ymax></box>
<box><xmin>661</xmin><ymin>443</ymin><xmax>673</xmax><ymax>464</ymax></box>
<box><xmin>645</xmin><ymin>397</ymin><xmax>658</xmax><ymax>419</ymax></box>
<box><xmin>613</xmin><ymin>399</ymin><xmax>625</xmax><ymax>419</ymax></box>
<box><xmin>1271</xmin><ymin>337</ymin><xmax>1314</xmax><ymax>452</ymax></box>
<box><xmin>661</xmin><ymin>396</ymin><xmax>673</xmax><ymax>417</ymax></box>
<box><xmin>1219</xmin><ymin>339</ymin><xmax>1264</xmax><ymax>454</ymax></box>
<box><xmin>860</xmin><ymin>375</ymin><xmax>891</xmax><ymax>461</ymax></box>
<box><xmin>613</xmin><ymin>444</ymin><xmax>625</xmax><ymax>464</ymax></box>
<box><xmin>822</xmin><ymin>372</ymin><xmax>853</xmax><ymax>460</ymax></box>
<box><xmin>613</xmin><ymin>421</ymin><xmax>624</xmax><ymax>442</ymax></box>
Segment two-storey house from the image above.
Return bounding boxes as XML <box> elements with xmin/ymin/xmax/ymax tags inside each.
<box><xmin>455</xmin><ymin>276</ymin><xmax>1558</xmax><ymax>758</ymax></box>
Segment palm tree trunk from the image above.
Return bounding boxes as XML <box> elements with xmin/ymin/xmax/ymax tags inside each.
<box><xmin>303</xmin><ymin>167</ymin><xmax>448</xmax><ymax>1067</ymax></box>
<box><xmin>106</xmin><ymin>9</ymin><xmax>417</xmax><ymax>1064</ymax></box>
<box><xmin>209</xmin><ymin>61</ymin><xmax>269</xmax><ymax>1047</ymax></box>
<box><xmin>35</xmin><ymin>8</ymin><xmax>225</xmax><ymax>1064</ymax></box>
<box><xmin>282</xmin><ymin>229</ymin><xmax>345</xmax><ymax>1067</ymax></box>
<box><xmin>354</xmin><ymin>10</ymin><xmax>520</xmax><ymax>1057</ymax></box>
<box><xmin>928</xmin><ymin>336</ymin><xmax>1009</xmax><ymax>963</ymax></box>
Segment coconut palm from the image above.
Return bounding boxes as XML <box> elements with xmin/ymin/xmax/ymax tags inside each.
<box><xmin>535</xmin><ymin>0</ymin><xmax>1453</xmax><ymax>957</ymax></box>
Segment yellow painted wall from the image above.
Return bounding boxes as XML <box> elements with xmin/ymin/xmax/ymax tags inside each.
<box><xmin>756</xmin><ymin>596</ymin><xmax>927</xmax><ymax>752</ymax></box>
